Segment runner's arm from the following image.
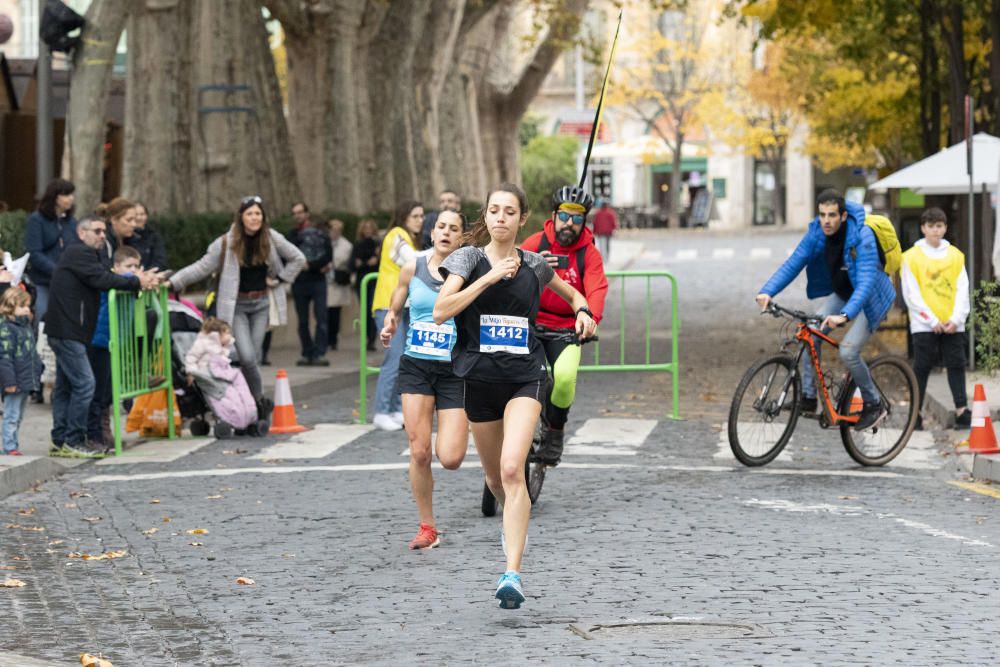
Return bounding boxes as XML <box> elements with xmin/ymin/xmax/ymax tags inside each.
<box><xmin>433</xmin><ymin>258</ymin><xmax>517</xmax><ymax>324</ymax></box>
<box><xmin>382</xmin><ymin>262</ymin><xmax>415</xmax><ymax>342</ymax></box>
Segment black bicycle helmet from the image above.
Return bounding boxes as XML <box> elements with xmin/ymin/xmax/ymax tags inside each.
<box><xmin>552</xmin><ymin>185</ymin><xmax>594</xmax><ymax>213</ymax></box>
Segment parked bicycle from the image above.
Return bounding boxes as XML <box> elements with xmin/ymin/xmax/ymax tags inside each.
<box><xmin>481</xmin><ymin>330</ymin><xmax>598</xmax><ymax>516</ymax></box>
<box><xmin>728</xmin><ymin>302</ymin><xmax>918</xmax><ymax>467</ymax></box>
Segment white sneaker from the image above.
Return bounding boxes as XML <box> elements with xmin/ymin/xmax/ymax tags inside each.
<box><xmin>373</xmin><ymin>413</ymin><xmax>402</xmax><ymax>431</ymax></box>
<box><xmin>390</xmin><ymin>411</ymin><xmax>405</xmax><ymax>426</ymax></box>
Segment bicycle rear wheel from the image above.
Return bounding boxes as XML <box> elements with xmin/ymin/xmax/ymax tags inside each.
<box><xmin>728</xmin><ymin>355</ymin><xmax>800</xmax><ymax>466</ymax></box>
<box><xmin>838</xmin><ymin>355</ymin><xmax>918</xmax><ymax>466</ymax></box>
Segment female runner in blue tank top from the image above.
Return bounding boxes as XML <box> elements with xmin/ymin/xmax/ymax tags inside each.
<box><xmin>434</xmin><ymin>184</ymin><xmax>596</xmax><ymax>609</ymax></box>
<box><xmin>380</xmin><ymin>211</ymin><xmax>469</xmax><ymax>551</ymax></box>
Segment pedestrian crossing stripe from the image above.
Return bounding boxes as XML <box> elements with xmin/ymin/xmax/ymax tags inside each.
<box><xmin>251</xmin><ymin>424</ymin><xmax>374</xmax><ymax>460</ymax></box>
<box><xmin>668</xmin><ymin>248</ymin><xmax>789</xmax><ymax>262</ymax></box>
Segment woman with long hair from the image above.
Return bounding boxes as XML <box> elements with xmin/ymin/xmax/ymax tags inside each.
<box><xmin>370</xmin><ymin>201</ymin><xmax>424</xmax><ymax>431</ymax></box>
<box><xmin>434</xmin><ymin>184</ymin><xmax>596</xmax><ymax>609</ymax></box>
<box><xmin>168</xmin><ymin>196</ymin><xmax>305</xmax><ymax>414</ymax></box>
<box><xmin>350</xmin><ymin>217</ymin><xmax>381</xmax><ymax>351</ymax></box>
<box><xmin>379</xmin><ymin>210</ymin><xmax>468</xmax><ymax>550</ymax></box>
<box><xmin>25</xmin><ymin>179</ymin><xmax>77</xmax><ymax>323</ymax></box>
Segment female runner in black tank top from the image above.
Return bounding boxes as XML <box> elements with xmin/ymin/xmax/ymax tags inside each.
<box><xmin>435</xmin><ymin>183</ymin><xmax>596</xmax><ymax>609</ymax></box>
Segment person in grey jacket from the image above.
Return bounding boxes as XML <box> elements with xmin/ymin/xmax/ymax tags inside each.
<box><xmin>168</xmin><ymin>196</ymin><xmax>305</xmax><ymax>411</ymax></box>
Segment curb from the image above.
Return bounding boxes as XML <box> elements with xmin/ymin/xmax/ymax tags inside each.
<box><xmin>0</xmin><ymin>457</ymin><xmax>86</xmax><ymax>501</ymax></box>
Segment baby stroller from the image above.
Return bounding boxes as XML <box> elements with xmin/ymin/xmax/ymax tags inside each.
<box><xmin>168</xmin><ymin>299</ymin><xmax>269</xmax><ymax>438</ymax></box>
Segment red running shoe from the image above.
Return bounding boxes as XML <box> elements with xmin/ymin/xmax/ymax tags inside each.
<box><xmin>408</xmin><ymin>523</ymin><xmax>440</xmax><ymax>550</ymax></box>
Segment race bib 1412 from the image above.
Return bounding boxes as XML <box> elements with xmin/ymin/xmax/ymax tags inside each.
<box><xmin>479</xmin><ymin>314</ymin><xmax>530</xmax><ymax>354</ymax></box>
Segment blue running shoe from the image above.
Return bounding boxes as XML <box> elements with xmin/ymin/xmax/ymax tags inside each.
<box><xmin>495</xmin><ymin>571</ymin><xmax>525</xmax><ymax>609</ymax></box>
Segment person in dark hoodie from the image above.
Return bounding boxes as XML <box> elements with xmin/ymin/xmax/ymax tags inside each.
<box><xmin>131</xmin><ymin>202</ymin><xmax>169</xmax><ymax>270</ymax></box>
<box><xmin>44</xmin><ymin>215</ymin><xmax>161</xmax><ymax>458</ymax></box>
<box><xmin>0</xmin><ymin>288</ymin><xmax>40</xmax><ymax>456</ymax></box>
<box><xmin>286</xmin><ymin>203</ymin><xmax>333</xmax><ymax>366</ymax></box>
<box><xmin>519</xmin><ymin>185</ymin><xmax>608</xmax><ymax>466</ymax></box>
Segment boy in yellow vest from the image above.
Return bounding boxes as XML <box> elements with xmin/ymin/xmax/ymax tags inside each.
<box><xmin>900</xmin><ymin>207</ymin><xmax>971</xmax><ymax>430</ymax></box>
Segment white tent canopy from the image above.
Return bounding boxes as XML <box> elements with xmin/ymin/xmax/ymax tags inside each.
<box><xmin>869</xmin><ymin>133</ymin><xmax>1000</xmax><ymax>194</ymax></box>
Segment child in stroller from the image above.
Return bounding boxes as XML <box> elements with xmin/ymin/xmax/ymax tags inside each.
<box><xmin>182</xmin><ymin>316</ymin><xmax>268</xmax><ymax>438</ymax></box>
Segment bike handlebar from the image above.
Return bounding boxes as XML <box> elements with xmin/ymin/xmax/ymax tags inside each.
<box><xmin>764</xmin><ymin>302</ymin><xmax>823</xmax><ymax>326</ymax></box>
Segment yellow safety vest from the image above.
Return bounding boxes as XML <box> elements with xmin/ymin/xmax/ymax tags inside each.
<box><xmin>372</xmin><ymin>227</ymin><xmax>416</xmax><ymax>314</ymax></box>
<box><xmin>902</xmin><ymin>244</ymin><xmax>964</xmax><ymax>324</ymax></box>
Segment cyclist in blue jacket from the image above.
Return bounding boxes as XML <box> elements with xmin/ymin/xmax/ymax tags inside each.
<box><xmin>755</xmin><ymin>189</ymin><xmax>896</xmax><ymax>430</ymax></box>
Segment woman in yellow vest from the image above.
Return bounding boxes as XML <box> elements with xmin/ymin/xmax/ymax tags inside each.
<box><xmin>371</xmin><ymin>200</ymin><xmax>424</xmax><ymax>431</ymax></box>
<box><xmin>900</xmin><ymin>207</ymin><xmax>971</xmax><ymax>430</ymax></box>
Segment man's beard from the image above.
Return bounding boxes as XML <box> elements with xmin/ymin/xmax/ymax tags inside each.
<box><xmin>556</xmin><ymin>228</ymin><xmax>579</xmax><ymax>246</ymax></box>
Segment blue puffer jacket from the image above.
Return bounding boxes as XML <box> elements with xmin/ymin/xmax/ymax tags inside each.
<box><xmin>25</xmin><ymin>210</ymin><xmax>79</xmax><ymax>286</ymax></box>
<box><xmin>760</xmin><ymin>201</ymin><xmax>895</xmax><ymax>331</ymax></box>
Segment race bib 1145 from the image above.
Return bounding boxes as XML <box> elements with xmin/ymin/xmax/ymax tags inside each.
<box><xmin>409</xmin><ymin>321</ymin><xmax>454</xmax><ymax>358</ymax></box>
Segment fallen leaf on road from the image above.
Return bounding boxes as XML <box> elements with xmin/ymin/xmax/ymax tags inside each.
<box><xmin>0</xmin><ymin>566</ymin><xmax>15</xmax><ymax>570</ymax></box>
<box><xmin>82</xmin><ymin>517</ymin><xmax>102</xmax><ymax>523</ymax></box>
<box><xmin>4</xmin><ymin>524</ymin><xmax>44</xmax><ymax>532</ymax></box>
<box><xmin>188</xmin><ymin>542</ymin><xmax>204</xmax><ymax>547</ymax></box>
<box><xmin>48</xmin><ymin>539</ymin><xmax>64</xmax><ymax>546</ymax></box>
<box><xmin>236</xmin><ymin>577</ymin><xmax>255</xmax><ymax>585</ymax></box>
<box><xmin>16</xmin><ymin>508</ymin><xmax>35</xmax><ymax>516</ymax></box>
<box><xmin>1</xmin><ymin>579</ymin><xmax>26</xmax><ymax>587</ymax></box>
<box><xmin>187</xmin><ymin>528</ymin><xmax>209</xmax><ymax>535</ymax></box>
<box><xmin>69</xmin><ymin>491</ymin><xmax>92</xmax><ymax>498</ymax></box>
<box><xmin>838</xmin><ymin>496</ymin><xmax>858</xmax><ymax>500</ymax></box>
<box><xmin>141</xmin><ymin>528</ymin><xmax>158</xmax><ymax>536</ymax></box>
<box><xmin>162</xmin><ymin>517</ymin><xmax>171</xmax><ymax>523</ymax></box>
<box><xmin>205</xmin><ymin>495</ymin><xmax>223</xmax><ymax>500</ymax></box>
<box><xmin>149</xmin><ymin>499</ymin><xmax>161</xmax><ymax>504</ymax></box>
<box><xmin>64</xmin><ymin>503</ymin><xmax>78</xmax><ymax>509</ymax></box>
<box><xmin>80</xmin><ymin>653</ymin><xmax>114</xmax><ymax>667</ymax></box>
<box><xmin>12</xmin><ymin>556</ymin><xmax>28</xmax><ymax>561</ymax></box>
<box><xmin>222</xmin><ymin>449</ymin><xmax>248</xmax><ymax>455</ymax></box>
<box><xmin>67</xmin><ymin>550</ymin><xmax>127</xmax><ymax>561</ymax></box>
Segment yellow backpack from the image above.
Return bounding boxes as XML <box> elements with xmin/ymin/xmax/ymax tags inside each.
<box><xmin>863</xmin><ymin>214</ymin><xmax>902</xmax><ymax>275</ymax></box>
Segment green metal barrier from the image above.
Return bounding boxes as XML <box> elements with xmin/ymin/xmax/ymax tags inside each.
<box><xmin>355</xmin><ymin>269</ymin><xmax>680</xmax><ymax>422</ymax></box>
<box><xmin>108</xmin><ymin>285</ymin><xmax>175</xmax><ymax>455</ymax></box>
<box><xmin>579</xmin><ymin>270</ymin><xmax>680</xmax><ymax>420</ymax></box>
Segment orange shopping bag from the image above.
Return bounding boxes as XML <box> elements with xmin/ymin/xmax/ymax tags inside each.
<box><xmin>125</xmin><ymin>389</ymin><xmax>180</xmax><ymax>437</ymax></box>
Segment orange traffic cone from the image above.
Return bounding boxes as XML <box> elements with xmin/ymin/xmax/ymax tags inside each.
<box><xmin>968</xmin><ymin>384</ymin><xmax>1000</xmax><ymax>454</ymax></box>
<box><xmin>270</xmin><ymin>369</ymin><xmax>307</xmax><ymax>434</ymax></box>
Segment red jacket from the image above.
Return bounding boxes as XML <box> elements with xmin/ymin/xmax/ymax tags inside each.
<box><xmin>521</xmin><ymin>220</ymin><xmax>608</xmax><ymax>329</ymax></box>
<box><xmin>592</xmin><ymin>207</ymin><xmax>618</xmax><ymax>235</ymax></box>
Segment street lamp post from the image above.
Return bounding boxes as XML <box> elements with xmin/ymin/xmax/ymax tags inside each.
<box><xmin>36</xmin><ymin>0</ymin><xmax>54</xmax><ymax>194</ymax></box>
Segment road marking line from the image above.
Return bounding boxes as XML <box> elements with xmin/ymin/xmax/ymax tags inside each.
<box><xmin>250</xmin><ymin>424</ymin><xmax>374</xmax><ymax>460</ymax></box>
<box><xmin>675</xmin><ymin>249</ymin><xmax>697</xmax><ymax>261</ymax></box>
<box><xmin>716</xmin><ymin>427</ymin><xmax>793</xmax><ymax>463</ymax></box>
<box><xmin>750</xmin><ymin>247</ymin><xmax>772</xmax><ymax>259</ymax></box>
<box><xmin>949</xmin><ymin>480</ymin><xmax>1000</xmax><ymax>500</ymax></box>
<box><xmin>745</xmin><ymin>498</ymin><xmax>995</xmax><ymax>548</ymax></box>
<box><xmin>82</xmin><ymin>462</ymin><xmax>902</xmax><ymax>484</ymax></box>
<box><xmin>712</xmin><ymin>248</ymin><xmax>735</xmax><ymax>259</ymax></box>
<box><xmin>96</xmin><ymin>438</ymin><xmax>215</xmax><ymax>465</ymax></box>
<box><xmin>566</xmin><ymin>418</ymin><xmax>657</xmax><ymax>457</ymax></box>
<box><xmin>641</xmin><ymin>250</ymin><xmax>663</xmax><ymax>260</ymax></box>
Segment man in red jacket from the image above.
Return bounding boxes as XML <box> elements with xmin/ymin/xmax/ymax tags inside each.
<box><xmin>520</xmin><ymin>186</ymin><xmax>609</xmax><ymax>465</ymax></box>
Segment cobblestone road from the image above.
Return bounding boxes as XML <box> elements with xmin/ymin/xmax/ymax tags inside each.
<box><xmin>2</xmin><ymin>230</ymin><xmax>998</xmax><ymax>665</ymax></box>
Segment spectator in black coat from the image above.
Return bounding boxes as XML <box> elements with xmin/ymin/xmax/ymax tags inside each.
<box><xmin>44</xmin><ymin>215</ymin><xmax>161</xmax><ymax>458</ymax></box>
<box><xmin>132</xmin><ymin>202</ymin><xmax>168</xmax><ymax>270</ymax></box>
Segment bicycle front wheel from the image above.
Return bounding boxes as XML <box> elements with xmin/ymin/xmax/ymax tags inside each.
<box><xmin>839</xmin><ymin>355</ymin><xmax>919</xmax><ymax>466</ymax></box>
<box><xmin>728</xmin><ymin>355</ymin><xmax>801</xmax><ymax>466</ymax></box>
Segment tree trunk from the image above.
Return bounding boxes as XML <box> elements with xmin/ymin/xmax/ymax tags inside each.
<box><xmin>123</xmin><ymin>0</ymin><xmax>197</xmax><ymax>213</ymax></box>
<box><xmin>669</xmin><ymin>133</ymin><xmax>684</xmax><ymax>228</ymax></box>
<box><xmin>65</xmin><ymin>0</ymin><xmax>129</xmax><ymax>214</ymax></box>
<box><xmin>124</xmin><ymin>0</ymin><xmax>298</xmax><ymax>214</ymax></box>
<box><xmin>989</xmin><ymin>0</ymin><xmax>1000</xmax><ymax>135</ymax></box>
<box><xmin>939</xmin><ymin>0</ymin><xmax>968</xmax><ymax>144</ymax></box>
<box><xmin>918</xmin><ymin>0</ymin><xmax>942</xmax><ymax>156</ymax></box>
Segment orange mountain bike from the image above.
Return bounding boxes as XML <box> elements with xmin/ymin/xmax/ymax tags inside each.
<box><xmin>728</xmin><ymin>302</ymin><xmax>918</xmax><ymax>467</ymax></box>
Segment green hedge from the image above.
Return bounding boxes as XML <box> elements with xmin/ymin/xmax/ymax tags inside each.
<box><xmin>0</xmin><ymin>201</ymin><xmax>545</xmax><ymax>277</ymax></box>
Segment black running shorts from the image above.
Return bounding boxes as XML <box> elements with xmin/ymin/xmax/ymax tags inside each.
<box><xmin>463</xmin><ymin>378</ymin><xmax>544</xmax><ymax>423</ymax></box>
<box><xmin>397</xmin><ymin>355</ymin><xmax>464</xmax><ymax>410</ymax></box>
